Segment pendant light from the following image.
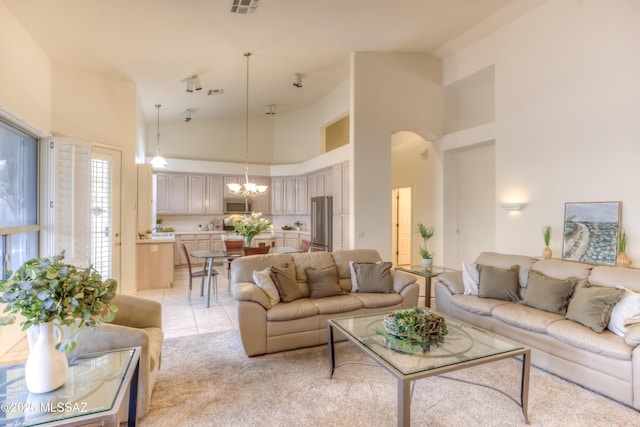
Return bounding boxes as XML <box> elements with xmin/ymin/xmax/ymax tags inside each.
<box><xmin>227</xmin><ymin>52</ymin><xmax>268</xmax><ymax>197</ymax></box>
<box><xmin>150</xmin><ymin>104</ymin><xmax>168</xmax><ymax>168</ymax></box>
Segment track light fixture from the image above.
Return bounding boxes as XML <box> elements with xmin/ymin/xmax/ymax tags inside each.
<box><xmin>265</xmin><ymin>104</ymin><xmax>276</xmax><ymax>115</ymax></box>
<box><xmin>185</xmin><ymin>75</ymin><xmax>202</xmax><ymax>92</ymax></box>
<box><xmin>183</xmin><ymin>109</ymin><xmax>192</xmax><ymax>122</ymax></box>
<box><xmin>293</xmin><ymin>73</ymin><xmax>303</xmax><ymax>88</ymax></box>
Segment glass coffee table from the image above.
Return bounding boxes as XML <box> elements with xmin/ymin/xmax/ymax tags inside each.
<box><xmin>327</xmin><ymin>312</ymin><xmax>530</xmax><ymax>426</ymax></box>
<box><xmin>0</xmin><ymin>347</ymin><xmax>140</xmax><ymax>426</ymax></box>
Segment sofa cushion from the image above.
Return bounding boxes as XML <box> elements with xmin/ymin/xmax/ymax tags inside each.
<box><xmin>462</xmin><ymin>261</ymin><xmax>479</xmax><ymax>295</ymax></box>
<box><xmin>608</xmin><ymin>290</ymin><xmax>640</xmax><ymax>337</ymax></box>
<box><xmin>589</xmin><ymin>265</ymin><xmax>640</xmax><ymax>293</ymax></box>
<box><xmin>310</xmin><ymin>294</ymin><xmax>363</xmax><ymax>314</ymax></box>
<box><xmin>477</xmin><ymin>264</ymin><xmax>520</xmax><ymax>301</ymax></box>
<box><xmin>492</xmin><ymin>303</ymin><xmax>564</xmax><ymax>333</ymax></box>
<box><xmin>532</xmin><ymin>258</ymin><xmax>592</xmax><ymax>283</ymax></box>
<box><xmin>332</xmin><ymin>249</ymin><xmax>382</xmax><ymax>280</ymax></box>
<box><xmin>354</xmin><ymin>262</ymin><xmax>394</xmax><ymax>293</ymax></box>
<box><xmin>474</xmin><ymin>252</ymin><xmax>536</xmax><ymax>286</ymax></box>
<box><xmin>450</xmin><ymin>294</ymin><xmax>508</xmax><ymax>316</ymax></box>
<box><xmin>520</xmin><ymin>270</ymin><xmax>576</xmax><ymax>315</ymax></box>
<box><xmin>266</xmin><ymin>298</ymin><xmax>319</xmax><ymax>321</ymax></box>
<box><xmin>305</xmin><ymin>266</ymin><xmax>346</xmax><ymax>299</ymax></box>
<box><xmin>566</xmin><ymin>283</ymin><xmax>625</xmax><ymax>333</ymax></box>
<box><xmin>292</xmin><ymin>251</ymin><xmax>336</xmax><ymax>283</ymax></box>
<box><xmin>352</xmin><ymin>292</ymin><xmax>403</xmax><ymax>309</ymax></box>
<box><xmin>547</xmin><ymin>319</ymin><xmax>631</xmax><ymax>360</ymax></box>
<box><xmin>253</xmin><ymin>267</ymin><xmax>280</xmax><ymax>305</ymax></box>
<box><xmin>270</xmin><ymin>263</ymin><xmax>303</xmax><ymax>303</ymax></box>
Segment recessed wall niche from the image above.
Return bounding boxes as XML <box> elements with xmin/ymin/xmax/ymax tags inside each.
<box><xmin>321</xmin><ymin>115</ymin><xmax>349</xmax><ymax>153</ymax></box>
<box><xmin>444</xmin><ymin>65</ymin><xmax>495</xmax><ymax>134</ymax></box>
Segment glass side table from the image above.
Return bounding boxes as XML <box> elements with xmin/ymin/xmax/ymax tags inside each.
<box><xmin>395</xmin><ymin>265</ymin><xmax>457</xmax><ymax>308</ymax></box>
<box><xmin>0</xmin><ymin>346</ymin><xmax>140</xmax><ymax>427</ymax></box>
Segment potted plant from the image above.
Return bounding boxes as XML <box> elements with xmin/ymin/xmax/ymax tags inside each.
<box><xmin>616</xmin><ymin>230</ymin><xmax>631</xmax><ymax>268</ymax></box>
<box><xmin>416</xmin><ymin>223</ymin><xmax>435</xmax><ymax>266</ymax></box>
<box><xmin>294</xmin><ymin>220</ymin><xmax>303</xmax><ymax>231</ymax></box>
<box><xmin>542</xmin><ymin>226</ymin><xmax>552</xmax><ymax>259</ymax></box>
<box><xmin>0</xmin><ymin>251</ymin><xmax>118</xmax><ymax>393</ymax></box>
<box><xmin>156</xmin><ymin>217</ymin><xmax>164</xmax><ymax>232</ymax></box>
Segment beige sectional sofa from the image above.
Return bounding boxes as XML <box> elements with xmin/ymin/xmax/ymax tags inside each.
<box><xmin>434</xmin><ymin>252</ymin><xmax>640</xmax><ymax>409</ymax></box>
<box><xmin>231</xmin><ymin>249</ymin><xmax>419</xmax><ymax>356</ymax></box>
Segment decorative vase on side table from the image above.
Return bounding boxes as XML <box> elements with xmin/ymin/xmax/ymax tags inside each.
<box><xmin>25</xmin><ymin>322</ymin><xmax>68</xmax><ymax>393</ymax></box>
<box><xmin>542</xmin><ymin>226</ymin><xmax>552</xmax><ymax>259</ymax></box>
<box><xmin>542</xmin><ymin>246</ymin><xmax>552</xmax><ymax>260</ymax></box>
<box><xmin>616</xmin><ymin>231</ymin><xmax>631</xmax><ymax>268</ymax></box>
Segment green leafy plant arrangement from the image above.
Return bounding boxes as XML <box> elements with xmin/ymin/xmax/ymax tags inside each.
<box><xmin>233</xmin><ymin>212</ymin><xmax>273</xmax><ymax>244</ymax></box>
<box><xmin>376</xmin><ymin>307</ymin><xmax>448</xmax><ymax>353</ymax></box>
<box><xmin>416</xmin><ymin>223</ymin><xmax>435</xmax><ymax>259</ymax></box>
<box><xmin>542</xmin><ymin>226</ymin><xmax>551</xmax><ymax>246</ymax></box>
<box><xmin>0</xmin><ymin>251</ymin><xmax>118</xmax><ymax>351</ymax></box>
<box><xmin>619</xmin><ymin>230</ymin><xmax>627</xmax><ymax>253</ymax></box>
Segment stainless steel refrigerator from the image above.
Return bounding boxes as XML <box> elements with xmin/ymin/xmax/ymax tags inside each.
<box><xmin>310</xmin><ymin>196</ymin><xmax>333</xmax><ymax>252</ymax></box>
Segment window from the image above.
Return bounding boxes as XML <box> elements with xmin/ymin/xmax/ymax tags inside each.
<box><xmin>0</xmin><ymin>120</ymin><xmax>39</xmax><ymax>279</ymax></box>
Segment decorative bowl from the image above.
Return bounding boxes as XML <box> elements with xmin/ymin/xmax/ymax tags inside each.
<box><xmin>281</xmin><ymin>226</ymin><xmax>293</xmax><ymax>230</ymax></box>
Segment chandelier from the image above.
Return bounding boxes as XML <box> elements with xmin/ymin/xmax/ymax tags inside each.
<box><xmin>150</xmin><ymin>104</ymin><xmax>167</xmax><ymax>168</ymax></box>
<box><xmin>227</xmin><ymin>52</ymin><xmax>268</xmax><ymax>197</ymax></box>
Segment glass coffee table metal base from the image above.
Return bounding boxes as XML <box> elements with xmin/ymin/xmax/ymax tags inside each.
<box><xmin>327</xmin><ymin>312</ymin><xmax>530</xmax><ymax>426</ymax></box>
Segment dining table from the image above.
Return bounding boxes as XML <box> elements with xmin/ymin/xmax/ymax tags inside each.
<box><xmin>189</xmin><ymin>246</ymin><xmax>302</xmax><ymax>307</ymax></box>
<box><xmin>189</xmin><ymin>250</ymin><xmax>242</xmax><ymax>307</ymax></box>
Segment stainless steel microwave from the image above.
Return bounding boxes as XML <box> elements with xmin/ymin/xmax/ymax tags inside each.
<box><xmin>224</xmin><ymin>198</ymin><xmax>253</xmax><ymax>214</ymax></box>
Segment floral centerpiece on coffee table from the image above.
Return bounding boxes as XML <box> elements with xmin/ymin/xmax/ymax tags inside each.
<box><xmin>377</xmin><ymin>307</ymin><xmax>448</xmax><ymax>353</ymax></box>
<box><xmin>233</xmin><ymin>212</ymin><xmax>273</xmax><ymax>246</ymax></box>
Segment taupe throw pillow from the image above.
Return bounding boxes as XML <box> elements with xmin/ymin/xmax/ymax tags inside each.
<box><xmin>477</xmin><ymin>264</ymin><xmax>520</xmax><ymax>301</ymax></box>
<box><xmin>566</xmin><ymin>283</ymin><xmax>624</xmax><ymax>333</ymax></box>
<box><xmin>354</xmin><ymin>262</ymin><xmax>394</xmax><ymax>293</ymax></box>
<box><xmin>270</xmin><ymin>263</ymin><xmax>303</xmax><ymax>303</ymax></box>
<box><xmin>306</xmin><ymin>266</ymin><xmax>345</xmax><ymax>299</ymax></box>
<box><xmin>520</xmin><ymin>270</ymin><xmax>576</xmax><ymax>314</ymax></box>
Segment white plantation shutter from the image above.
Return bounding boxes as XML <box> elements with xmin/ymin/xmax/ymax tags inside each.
<box><xmin>54</xmin><ymin>138</ymin><xmax>91</xmax><ymax>266</ymax></box>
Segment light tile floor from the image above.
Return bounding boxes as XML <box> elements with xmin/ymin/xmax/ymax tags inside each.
<box><xmin>0</xmin><ymin>264</ymin><xmax>238</xmax><ymax>365</ymax></box>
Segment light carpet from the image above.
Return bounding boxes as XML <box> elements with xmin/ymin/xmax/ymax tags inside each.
<box><xmin>140</xmin><ymin>331</ymin><xmax>638</xmax><ymax>426</ymax></box>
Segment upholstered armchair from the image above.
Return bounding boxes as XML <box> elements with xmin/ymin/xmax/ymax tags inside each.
<box><xmin>68</xmin><ymin>294</ymin><xmax>164</xmax><ymax>420</ymax></box>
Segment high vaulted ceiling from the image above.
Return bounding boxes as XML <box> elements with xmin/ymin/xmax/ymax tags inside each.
<box><xmin>4</xmin><ymin>0</ymin><xmax>536</xmax><ymax>124</ymax></box>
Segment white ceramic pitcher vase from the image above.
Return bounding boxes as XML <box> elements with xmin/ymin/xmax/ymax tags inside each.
<box><xmin>25</xmin><ymin>322</ymin><xmax>68</xmax><ymax>393</ymax></box>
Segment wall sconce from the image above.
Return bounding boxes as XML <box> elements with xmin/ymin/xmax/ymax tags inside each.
<box><xmin>500</xmin><ymin>202</ymin><xmax>527</xmax><ymax>212</ymax></box>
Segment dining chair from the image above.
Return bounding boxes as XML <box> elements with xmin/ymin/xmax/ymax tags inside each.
<box><xmin>243</xmin><ymin>246</ymin><xmax>271</xmax><ymax>256</ymax></box>
<box><xmin>181</xmin><ymin>244</ymin><xmax>218</xmax><ymax>304</ymax></box>
<box><xmin>223</xmin><ymin>238</ymin><xmax>244</xmax><ymax>280</ymax></box>
<box><xmin>299</xmin><ymin>239</ymin><xmax>311</xmax><ymax>252</ymax></box>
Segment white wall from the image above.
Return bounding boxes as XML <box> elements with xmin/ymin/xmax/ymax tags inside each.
<box><xmin>441</xmin><ymin>0</ymin><xmax>640</xmax><ymax>263</ymax></box>
<box><xmin>0</xmin><ymin>1</ymin><xmax>53</xmax><ymax>356</ymax></box>
<box><xmin>351</xmin><ymin>52</ymin><xmax>443</xmax><ymax>258</ymax></box>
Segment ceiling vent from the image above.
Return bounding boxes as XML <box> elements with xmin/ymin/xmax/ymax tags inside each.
<box><xmin>230</xmin><ymin>0</ymin><xmax>259</xmax><ymax>14</ymax></box>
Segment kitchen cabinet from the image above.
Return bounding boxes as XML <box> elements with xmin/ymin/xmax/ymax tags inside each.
<box><xmin>252</xmin><ymin>177</ymin><xmax>270</xmax><ymax>213</ymax></box>
<box><xmin>188</xmin><ymin>175</ymin><xmax>206</xmax><ymax>214</ymax></box>
<box><xmin>271</xmin><ymin>177</ymin><xmax>284</xmax><ymax>214</ymax></box>
<box><xmin>206</xmin><ymin>175</ymin><xmax>224</xmax><ymax>214</ymax></box>
<box><xmin>156</xmin><ymin>173</ymin><xmax>188</xmax><ymax>215</ymax></box>
<box><xmin>174</xmin><ymin>234</ymin><xmax>195</xmax><ymax>265</ymax></box>
<box><xmin>174</xmin><ymin>232</ymin><xmax>226</xmax><ymax>265</ymax></box>
<box><xmin>332</xmin><ymin>215</ymin><xmax>350</xmax><ymax>251</ymax></box>
<box><xmin>137</xmin><ymin>164</ymin><xmax>153</xmax><ymax>235</ymax></box>
<box><xmin>284</xmin><ymin>178</ymin><xmax>296</xmax><ymax>214</ymax></box>
<box><xmin>295</xmin><ymin>177</ymin><xmax>308</xmax><ymax>214</ymax></box>
<box><xmin>332</xmin><ymin>162</ymin><xmax>349</xmax><ymax>214</ymax></box>
<box><xmin>136</xmin><ymin>241</ymin><xmax>174</xmax><ymax>289</ymax></box>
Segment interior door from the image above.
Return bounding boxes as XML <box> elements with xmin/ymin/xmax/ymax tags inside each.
<box><xmin>392</xmin><ymin>187</ymin><xmax>412</xmax><ymax>266</ymax></box>
<box><xmin>91</xmin><ymin>147</ymin><xmax>121</xmax><ymax>282</ymax></box>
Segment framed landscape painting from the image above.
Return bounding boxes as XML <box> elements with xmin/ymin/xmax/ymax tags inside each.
<box><xmin>562</xmin><ymin>202</ymin><xmax>621</xmax><ymax>265</ymax></box>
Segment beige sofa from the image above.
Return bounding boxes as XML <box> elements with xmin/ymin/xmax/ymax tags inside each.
<box><xmin>69</xmin><ymin>294</ymin><xmax>164</xmax><ymax>419</ymax></box>
<box><xmin>434</xmin><ymin>252</ymin><xmax>640</xmax><ymax>409</ymax></box>
<box><xmin>231</xmin><ymin>249</ymin><xmax>419</xmax><ymax>356</ymax></box>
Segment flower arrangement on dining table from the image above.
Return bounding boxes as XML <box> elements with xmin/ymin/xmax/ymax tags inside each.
<box><xmin>232</xmin><ymin>212</ymin><xmax>273</xmax><ymax>246</ymax></box>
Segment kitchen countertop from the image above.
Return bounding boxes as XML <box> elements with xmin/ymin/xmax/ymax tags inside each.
<box><xmin>173</xmin><ymin>230</ymin><xmax>309</xmax><ymax>235</ymax></box>
<box><xmin>137</xmin><ymin>237</ymin><xmax>175</xmax><ymax>244</ymax></box>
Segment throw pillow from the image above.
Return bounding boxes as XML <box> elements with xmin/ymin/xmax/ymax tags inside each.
<box><xmin>608</xmin><ymin>290</ymin><xmax>640</xmax><ymax>337</ymax></box>
<box><xmin>349</xmin><ymin>261</ymin><xmax>359</xmax><ymax>292</ymax></box>
<box><xmin>253</xmin><ymin>267</ymin><xmax>280</xmax><ymax>306</ymax></box>
<box><xmin>462</xmin><ymin>261</ymin><xmax>479</xmax><ymax>295</ymax></box>
<box><xmin>354</xmin><ymin>262</ymin><xmax>394</xmax><ymax>293</ymax></box>
<box><xmin>520</xmin><ymin>270</ymin><xmax>576</xmax><ymax>315</ymax></box>
<box><xmin>270</xmin><ymin>263</ymin><xmax>303</xmax><ymax>303</ymax></box>
<box><xmin>305</xmin><ymin>266</ymin><xmax>345</xmax><ymax>299</ymax></box>
<box><xmin>477</xmin><ymin>264</ymin><xmax>520</xmax><ymax>301</ymax></box>
<box><xmin>566</xmin><ymin>283</ymin><xmax>625</xmax><ymax>333</ymax></box>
